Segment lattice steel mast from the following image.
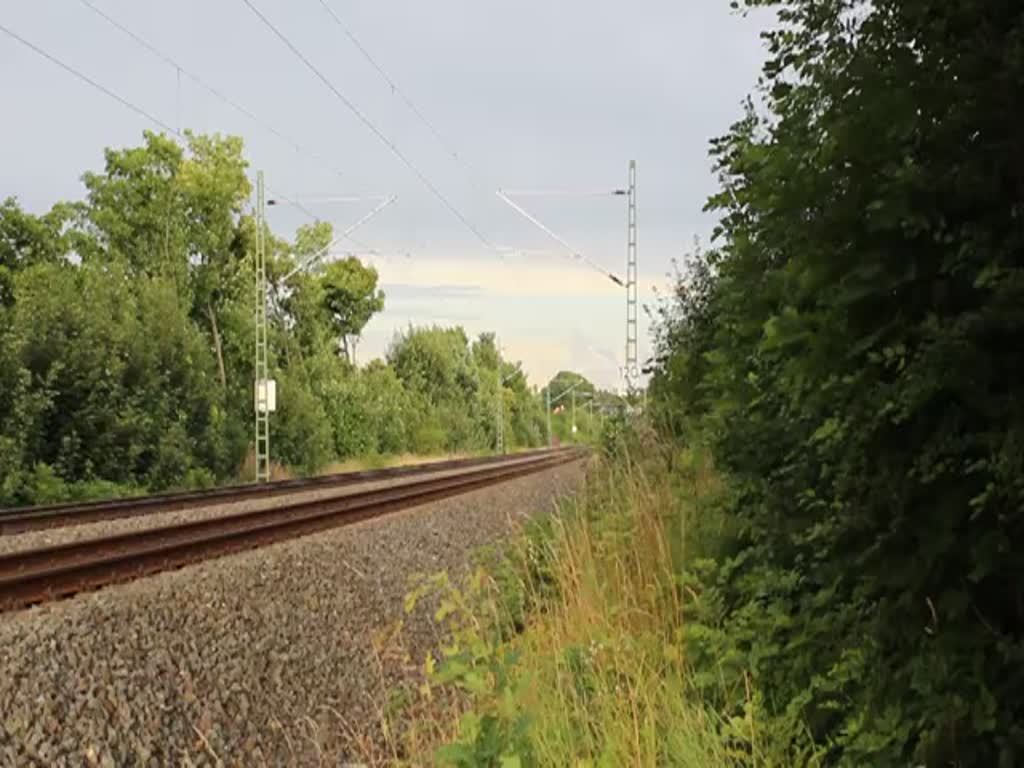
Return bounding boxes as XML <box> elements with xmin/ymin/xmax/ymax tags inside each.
<box><xmin>254</xmin><ymin>171</ymin><xmax>271</xmax><ymax>482</ymax></box>
<box><xmin>625</xmin><ymin>160</ymin><xmax>638</xmax><ymax>390</ymax></box>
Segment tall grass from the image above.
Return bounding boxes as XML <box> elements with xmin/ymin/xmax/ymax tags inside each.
<box><xmin>386</xmin><ymin>431</ymin><xmax>799</xmax><ymax>767</ymax></box>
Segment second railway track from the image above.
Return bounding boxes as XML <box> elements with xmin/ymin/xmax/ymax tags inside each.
<box><xmin>0</xmin><ymin>448</ymin><xmax>584</xmax><ymax>613</ymax></box>
<box><xmin>0</xmin><ymin>447</ymin><xmax>562</xmax><ymax>535</ymax></box>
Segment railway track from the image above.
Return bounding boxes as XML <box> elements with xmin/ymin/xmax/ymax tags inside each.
<box><xmin>0</xmin><ymin>448</ymin><xmax>583</xmax><ymax>613</ymax></box>
<box><xmin>0</xmin><ymin>447</ymin><xmax>560</xmax><ymax>535</ymax></box>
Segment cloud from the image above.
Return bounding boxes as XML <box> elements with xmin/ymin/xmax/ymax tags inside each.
<box><xmin>370</xmin><ymin>251</ymin><xmax>662</xmax><ymax>299</ymax></box>
<box><xmin>381</xmin><ymin>282</ymin><xmax>484</xmax><ymax>301</ymax></box>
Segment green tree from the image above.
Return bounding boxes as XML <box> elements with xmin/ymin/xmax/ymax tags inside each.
<box><xmin>471</xmin><ymin>332</ymin><xmax>501</xmax><ymax>372</ymax></box>
<box><xmin>540</xmin><ymin>371</ymin><xmax>599</xmax><ymax>444</ymax></box>
<box><xmin>326</xmin><ymin>360</ymin><xmax>413</xmax><ymax>458</ymax></box>
<box><xmin>0</xmin><ymin>198</ymin><xmax>76</xmax><ymax>307</ymax></box>
<box><xmin>0</xmin><ymin>261</ymin><xmax>225</xmax><ymax>501</ymax></box>
<box><xmin>320</xmin><ymin>257</ymin><xmax>384</xmax><ymax>363</ymax></box>
<box><xmin>389</xmin><ymin>326</ymin><xmax>483</xmax><ymax>451</ymax></box>
<box><xmin>542</xmin><ymin>371</ymin><xmax>595</xmax><ymax>404</ymax></box>
<box><xmin>79</xmin><ymin>131</ymin><xmax>251</xmax><ymax>389</ymax></box>
<box><xmin>79</xmin><ymin>131</ymin><xmax>188</xmax><ymax>279</ymax></box>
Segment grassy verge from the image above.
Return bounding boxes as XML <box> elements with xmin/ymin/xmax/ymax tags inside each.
<box><xmin>380</xmin><ymin>433</ymin><xmax>806</xmax><ymax>766</ymax></box>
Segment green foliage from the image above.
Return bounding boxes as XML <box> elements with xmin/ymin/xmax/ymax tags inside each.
<box><xmin>21</xmin><ymin>463</ymin><xmax>68</xmax><ymax>506</ymax></box>
<box><xmin>325</xmin><ymin>361</ymin><xmax>414</xmax><ymax>458</ymax></box>
<box><xmin>388</xmin><ymin>326</ymin><xmax>552</xmax><ymax>453</ymax></box>
<box><xmin>266</xmin><ymin>368</ymin><xmax>334</xmax><ymax>475</ymax></box>
<box><xmin>649</xmin><ymin>1</ymin><xmax>1024</xmax><ymax>764</ymax></box>
<box><xmin>389</xmin><ymin>326</ymin><xmax>481</xmax><ymax>409</ymax></box>
<box><xmin>0</xmin><ymin>260</ymin><xmax>226</xmax><ymax>499</ymax></box>
<box><xmin>0</xmin><ymin>196</ymin><xmax>76</xmax><ymax>307</ymax></box>
<box><xmin>319</xmin><ymin>256</ymin><xmax>385</xmax><ymax>363</ymax></box>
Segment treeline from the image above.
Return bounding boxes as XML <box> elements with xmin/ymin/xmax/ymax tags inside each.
<box><xmin>0</xmin><ymin>131</ymin><xmax>584</xmax><ymax>508</ymax></box>
<box><xmin>648</xmin><ymin>0</ymin><xmax>1023</xmax><ymax>765</ymax></box>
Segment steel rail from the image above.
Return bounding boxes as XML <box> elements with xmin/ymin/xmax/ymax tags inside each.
<box><xmin>0</xmin><ymin>448</ymin><xmax>560</xmax><ymax>535</ymax></box>
<box><xmin>0</xmin><ymin>449</ymin><xmax>584</xmax><ymax>612</ymax></box>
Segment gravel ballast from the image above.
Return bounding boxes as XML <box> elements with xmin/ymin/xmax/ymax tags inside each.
<box><xmin>0</xmin><ymin>460</ymin><xmax>583</xmax><ymax>766</ymax></box>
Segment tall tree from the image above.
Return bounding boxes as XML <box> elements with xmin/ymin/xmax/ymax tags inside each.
<box><xmin>319</xmin><ymin>257</ymin><xmax>384</xmax><ymax>363</ymax></box>
<box><xmin>79</xmin><ymin>131</ymin><xmax>251</xmax><ymax>389</ymax></box>
<box><xmin>0</xmin><ymin>198</ymin><xmax>76</xmax><ymax>307</ymax></box>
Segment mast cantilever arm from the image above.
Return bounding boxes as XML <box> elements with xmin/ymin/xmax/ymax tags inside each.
<box><xmin>549</xmin><ymin>380</ymin><xmax>584</xmax><ymax>406</ymax></box>
<box><xmin>495</xmin><ymin>189</ymin><xmax>624</xmax><ymax>287</ymax></box>
<box><xmin>281</xmin><ymin>195</ymin><xmax>397</xmax><ymax>282</ymax></box>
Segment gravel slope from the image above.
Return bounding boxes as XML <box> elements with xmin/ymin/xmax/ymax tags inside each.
<box><xmin>0</xmin><ymin>460</ymin><xmax>583</xmax><ymax>767</ymax></box>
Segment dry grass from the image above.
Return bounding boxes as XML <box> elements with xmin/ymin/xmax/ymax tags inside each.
<box><xmin>236</xmin><ymin>448</ymin><xmax>293</xmax><ymax>482</ymax></box>
<box><xmin>362</xmin><ymin>443</ymin><xmax>780</xmax><ymax>767</ymax></box>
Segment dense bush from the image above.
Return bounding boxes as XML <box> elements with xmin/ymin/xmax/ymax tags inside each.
<box><xmin>649</xmin><ymin>0</ymin><xmax>1024</xmax><ymax>764</ymax></box>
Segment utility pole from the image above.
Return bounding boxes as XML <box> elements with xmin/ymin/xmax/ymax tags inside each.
<box><xmin>625</xmin><ymin>160</ymin><xmax>638</xmax><ymax>391</ymax></box>
<box><xmin>254</xmin><ymin>171</ymin><xmax>273</xmax><ymax>483</ymax></box>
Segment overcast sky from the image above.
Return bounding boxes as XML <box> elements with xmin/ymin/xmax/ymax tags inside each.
<box><xmin>2</xmin><ymin>0</ymin><xmax>769</xmax><ymax>390</ymax></box>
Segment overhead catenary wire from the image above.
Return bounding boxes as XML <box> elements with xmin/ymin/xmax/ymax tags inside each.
<box><xmin>265</xmin><ymin>190</ymin><xmax>324</xmax><ymax>223</ymax></box>
<box><xmin>75</xmin><ymin>0</ymin><xmax>349</xmax><ymax>184</ymax></box>
<box><xmin>4</xmin><ymin>9</ymin><xmax>612</xmax><ymax>300</ymax></box>
<box><xmin>268</xmin><ymin>196</ymin><xmax>383</xmax><ymax>259</ymax></box>
<box><xmin>0</xmin><ymin>23</ymin><xmax>371</xmax><ymax>253</ymax></box>
<box><xmin>263</xmin><ymin>190</ymin><xmax>391</xmax><ymax>269</ymax></box>
<box><xmin>269</xmin><ymin>194</ymin><xmax>393</xmax><ymax>205</ymax></box>
<box><xmin>495</xmin><ymin>189</ymin><xmax>624</xmax><ymax>286</ymax></box>
<box><xmin>0</xmin><ymin>22</ymin><xmax>179</xmax><ymax>136</ymax></box>
<box><xmin>240</xmin><ymin>0</ymin><xmax>499</xmax><ymax>253</ymax></box>
<box><xmin>315</xmin><ymin>0</ymin><xmax>614</xmax><ymax>281</ymax></box>
<box><xmin>281</xmin><ymin>195</ymin><xmax>397</xmax><ymax>281</ymax></box>
<box><xmin>70</xmin><ymin>0</ymin><xmax>616</xmax><ymax>279</ymax></box>
<box><xmin>498</xmin><ymin>188</ymin><xmax>628</xmax><ymax>198</ymax></box>
<box><xmin>267</xmin><ymin>194</ymin><xmax>388</xmax><ymax>254</ymax></box>
<box><xmin>314</xmin><ymin>0</ymin><xmax>487</xmax><ymax>191</ymax></box>
<box><xmin>78</xmin><ymin>0</ymin><xmax>464</xmax><ymax>259</ymax></box>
